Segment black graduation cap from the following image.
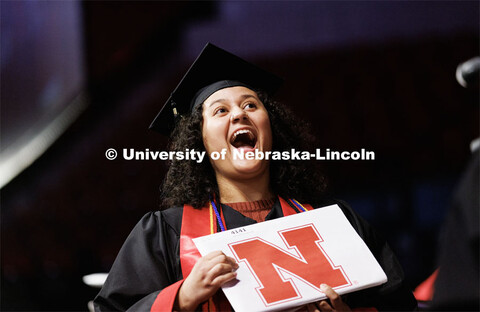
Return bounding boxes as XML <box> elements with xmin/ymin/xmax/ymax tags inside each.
<box><xmin>149</xmin><ymin>43</ymin><xmax>283</xmax><ymax>135</ymax></box>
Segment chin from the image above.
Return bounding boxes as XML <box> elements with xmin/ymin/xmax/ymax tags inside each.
<box><xmin>231</xmin><ymin>160</ymin><xmax>268</xmax><ymax>177</ymax></box>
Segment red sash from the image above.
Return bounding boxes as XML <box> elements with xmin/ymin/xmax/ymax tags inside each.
<box><xmin>180</xmin><ymin>196</ymin><xmax>312</xmax><ymax>311</ymax></box>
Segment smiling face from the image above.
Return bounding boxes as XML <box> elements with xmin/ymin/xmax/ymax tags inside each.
<box><xmin>202</xmin><ymin>86</ymin><xmax>272</xmax><ymax>182</ymax></box>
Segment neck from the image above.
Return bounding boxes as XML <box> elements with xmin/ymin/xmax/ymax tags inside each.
<box><xmin>216</xmin><ymin>171</ymin><xmax>274</xmax><ymax>203</ymax></box>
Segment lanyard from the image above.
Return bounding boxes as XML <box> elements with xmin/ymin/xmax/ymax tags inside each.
<box><xmin>210</xmin><ymin>199</ymin><xmax>226</xmax><ymax>232</ymax></box>
<box><xmin>209</xmin><ymin>197</ymin><xmax>311</xmax><ymax>232</ymax></box>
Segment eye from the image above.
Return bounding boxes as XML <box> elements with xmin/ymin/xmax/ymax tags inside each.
<box><xmin>244</xmin><ymin>102</ymin><xmax>257</xmax><ymax>110</ymax></box>
<box><xmin>214</xmin><ymin>107</ymin><xmax>227</xmax><ymax>115</ymax></box>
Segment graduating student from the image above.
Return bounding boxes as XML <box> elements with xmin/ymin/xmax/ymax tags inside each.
<box><xmin>94</xmin><ymin>44</ymin><xmax>417</xmax><ymax>311</ymax></box>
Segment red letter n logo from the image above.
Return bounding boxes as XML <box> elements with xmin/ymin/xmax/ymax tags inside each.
<box><xmin>229</xmin><ymin>224</ymin><xmax>350</xmax><ymax>306</ymax></box>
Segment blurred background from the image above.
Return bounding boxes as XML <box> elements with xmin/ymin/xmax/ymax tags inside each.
<box><xmin>1</xmin><ymin>1</ymin><xmax>478</xmax><ymax>310</ymax></box>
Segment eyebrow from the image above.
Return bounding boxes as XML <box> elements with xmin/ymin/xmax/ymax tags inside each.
<box><xmin>206</xmin><ymin>94</ymin><xmax>258</xmax><ymax>108</ymax></box>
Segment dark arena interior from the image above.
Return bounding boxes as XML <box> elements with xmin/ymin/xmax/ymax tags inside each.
<box><xmin>1</xmin><ymin>1</ymin><xmax>478</xmax><ymax>310</ymax></box>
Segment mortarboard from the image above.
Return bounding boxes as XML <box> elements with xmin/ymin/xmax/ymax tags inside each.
<box><xmin>149</xmin><ymin>43</ymin><xmax>283</xmax><ymax>135</ymax></box>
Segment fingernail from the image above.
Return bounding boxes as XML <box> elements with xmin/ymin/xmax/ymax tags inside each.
<box><xmin>320</xmin><ymin>283</ymin><xmax>329</xmax><ymax>291</ymax></box>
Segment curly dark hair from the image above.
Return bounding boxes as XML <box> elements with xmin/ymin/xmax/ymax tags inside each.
<box><xmin>160</xmin><ymin>91</ymin><xmax>327</xmax><ymax>209</ymax></box>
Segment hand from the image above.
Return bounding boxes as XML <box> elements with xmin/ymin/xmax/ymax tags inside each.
<box><xmin>175</xmin><ymin>251</ymin><xmax>238</xmax><ymax>311</ymax></box>
<box><xmin>306</xmin><ymin>284</ymin><xmax>352</xmax><ymax>312</ymax></box>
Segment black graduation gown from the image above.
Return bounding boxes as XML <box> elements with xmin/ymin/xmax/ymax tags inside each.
<box><xmin>431</xmin><ymin>150</ymin><xmax>479</xmax><ymax>310</ymax></box>
<box><xmin>94</xmin><ymin>198</ymin><xmax>417</xmax><ymax>311</ymax></box>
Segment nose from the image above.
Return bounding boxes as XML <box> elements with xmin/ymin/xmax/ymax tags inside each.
<box><xmin>230</xmin><ymin>109</ymin><xmax>248</xmax><ymax>122</ymax></box>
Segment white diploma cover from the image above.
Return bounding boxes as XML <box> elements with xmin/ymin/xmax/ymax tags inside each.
<box><xmin>193</xmin><ymin>205</ymin><xmax>387</xmax><ymax>312</ymax></box>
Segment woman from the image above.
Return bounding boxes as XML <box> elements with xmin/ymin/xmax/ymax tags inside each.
<box><xmin>94</xmin><ymin>44</ymin><xmax>417</xmax><ymax>311</ymax></box>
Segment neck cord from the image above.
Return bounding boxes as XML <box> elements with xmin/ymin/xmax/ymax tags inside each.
<box><xmin>210</xmin><ymin>199</ymin><xmax>226</xmax><ymax>232</ymax></box>
<box><xmin>210</xmin><ymin>197</ymin><xmax>309</xmax><ymax>232</ymax></box>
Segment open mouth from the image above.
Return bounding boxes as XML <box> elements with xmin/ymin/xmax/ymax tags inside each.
<box><xmin>230</xmin><ymin>129</ymin><xmax>257</xmax><ymax>149</ymax></box>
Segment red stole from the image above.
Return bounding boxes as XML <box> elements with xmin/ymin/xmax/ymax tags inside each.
<box><xmin>180</xmin><ymin>197</ymin><xmax>312</xmax><ymax>311</ymax></box>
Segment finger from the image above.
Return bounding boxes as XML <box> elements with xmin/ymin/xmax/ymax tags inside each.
<box><xmin>209</xmin><ymin>253</ymin><xmax>239</xmax><ymax>269</ymax></box>
<box><xmin>318</xmin><ymin>300</ymin><xmax>333</xmax><ymax>311</ymax></box>
<box><xmin>206</xmin><ymin>263</ymin><xmax>237</xmax><ymax>283</ymax></box>
<box><xmin>204</xmin><ymin>250</ymin><xmax>225</xmax><ymax>260</ymax></box>
<box><xmin>210</xmin><ymin>271</ymin><xmax>237</xmax><ymax>286</ymax></box>
<box><xmin>226</xmin><ymin>256</ymin><xmax>239</xmax><ymax>268</ymax></box>
<box><xmin>306</xmin><ymin>303</ymin><xmax>320</xmax><ymax>312</ymax></box>
<box><xmin>320</xmin><ymin>284</ymin><xmax>344</xmax><ymax>310</ymax></box>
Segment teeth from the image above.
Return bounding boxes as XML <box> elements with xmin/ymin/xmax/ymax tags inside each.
<box><xmin>233</xmin><ymin>129</ymin><xmax>252</xmax><ymax>139</ymax></box>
